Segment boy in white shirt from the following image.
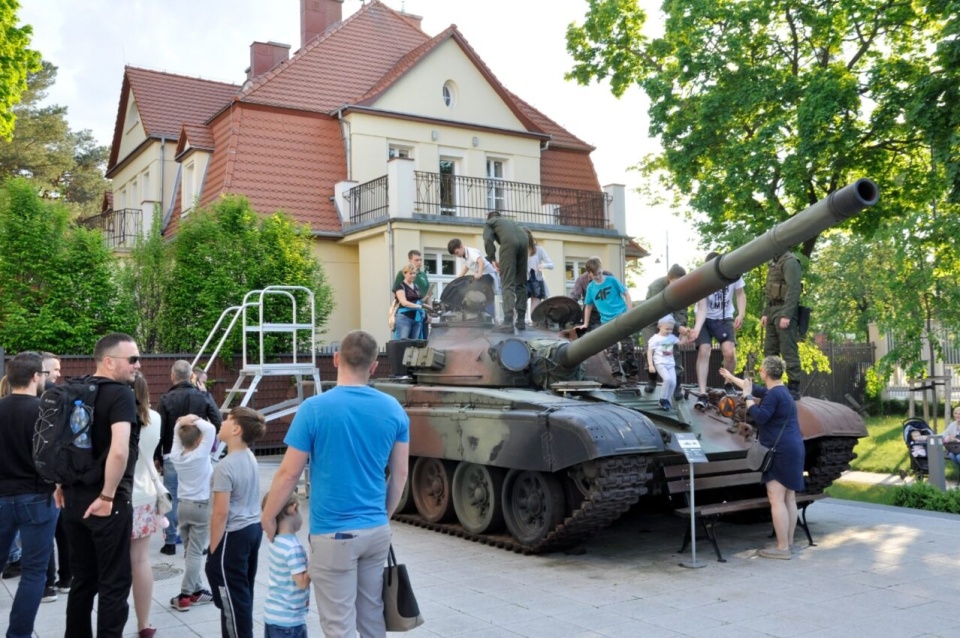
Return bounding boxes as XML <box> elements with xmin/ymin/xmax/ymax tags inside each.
<box><xmin>647</xmin><ymin>315</ymin><xmax>687</xmax><ymax>411</ymax></box>
<box><xmin>448</xmin><ymin>237</ymin><xmax>500</xmax><ymax>318</ymax></box>
<box><xmin>169</xmin><ymin>414</ymin><xmax>218</xmax><ymax>611</ymax></box>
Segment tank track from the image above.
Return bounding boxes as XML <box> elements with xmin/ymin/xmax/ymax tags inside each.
<box><xmin>394</xmin><ymin>455</ymin><xmax>651</xmax><ymax>554</ymax></box>
<box><xmin>804</xmin><ymin>436</ymin><xmax>859</xmax><ymax>494</ymax></box>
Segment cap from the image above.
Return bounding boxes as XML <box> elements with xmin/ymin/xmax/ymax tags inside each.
<box><xmin>658</xmin><ymin>314</ymin><xmax>676</xmax><ymax>325</ymax></box>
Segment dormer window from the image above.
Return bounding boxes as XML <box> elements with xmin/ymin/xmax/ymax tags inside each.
<box><xmin>442</xmin><ymin>80</ymin><xmax>457</xmax><ymax>108</ymax></box>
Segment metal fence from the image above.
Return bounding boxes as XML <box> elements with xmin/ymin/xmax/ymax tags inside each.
<box><xmin>678</xmin><ymin>341</ymin><xmax>875</xmax><ymax>406</ymax></box>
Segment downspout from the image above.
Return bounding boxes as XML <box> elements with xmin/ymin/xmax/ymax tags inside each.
<box><xmin>387</xmin><ymin>220</ymin><xmax>395</xmax><ymax>298</ymax></box>
<box><xmin>159</xmin><ymin>137</ymin><xmax>166</xmax><ymax>219</ymax></box>
<box><xmin>337</xmin><ymin>107</ymin><xmax>352</xmax><ymax>181</ymax></box>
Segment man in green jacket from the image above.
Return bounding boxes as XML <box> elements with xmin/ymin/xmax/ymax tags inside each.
<box><xmin>484</xmin><ymin>211</ymin><xmax>529</xmax><ymax>333</ymax></box>
<box><xmin>762</xmin><ymin>252</ymin><xmax>802</xmax><ymax>399</ymax></box>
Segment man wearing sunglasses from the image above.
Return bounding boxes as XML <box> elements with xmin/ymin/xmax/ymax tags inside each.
<box><xmin>59</xmin><ymin>333</ymin><xmax>141</xmax><ymax>638</ymax></box>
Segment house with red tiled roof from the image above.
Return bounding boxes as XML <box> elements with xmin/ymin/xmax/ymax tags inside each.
<box><xmin>92</xmin><ymin>0</ymin><xmax>643</xmax><ymax>344</ymax></box>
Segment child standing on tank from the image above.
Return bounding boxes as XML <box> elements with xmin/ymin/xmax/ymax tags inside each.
<box><xmin>647</xmin><ymin>315</ymin><xmax>685</xmax><ymax>410</ymax></box>
<box><xmin>576</xmin><ymin>257</ymin><xmax>640</xmax><ymax>380</ymax></box>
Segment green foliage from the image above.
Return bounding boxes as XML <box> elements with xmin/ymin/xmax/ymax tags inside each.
<box><xmin>0</xmin><ymin>178</ymin><xmax>133</xmax><ymax>353</ymax></box>
<box><xmin>891</xmin><ymin>482</ymin><xmax>960</xmax><ymax>514</ymax></box>
<box><xmin>566</xmin><ymin>0</ymin><xmax>960</xmax><ymax>378</ymax></box>
<box><xmin>824</xmin><ymin>482</ymin><xmax>899</xmax><ymax>507</ymax></box>
<box><xmin>153</xmin><ymin>196</ymin><xmax>334</xmax><ymax>354</ymax></box>
<box><xmin>0</xmin><ymin>0</ymin><xmax>40</xmax><ymax>140</ymax></box>
<box><xmin>0</xmin><ymin>61</ymin><xmax>109</xmax><ymax>216</ymax></box>
<box><xmin>117</xmin><ymin>205</ymin><xmax>169</xmax><ymax>352</ymax></box>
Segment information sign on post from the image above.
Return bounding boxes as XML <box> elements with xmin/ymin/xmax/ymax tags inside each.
<box><xmin>673</xmin><ymin>433</ymin><xmax>707</xmax><ymax>568</ymax></box>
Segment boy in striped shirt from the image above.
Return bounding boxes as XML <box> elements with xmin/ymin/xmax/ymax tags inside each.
<box><xmin>262</xmin><ymin>493</ymin><xmax>309</xmax><ymax>637</ymax></box>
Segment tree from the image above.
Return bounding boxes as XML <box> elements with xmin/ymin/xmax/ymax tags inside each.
<box><xmin>566</xmin><ymin>0</ymin><xmax>960</xmax><ymax>380</ymax></box>
<box><xmin>0</xmin><ymin>61</ymin><xmax>109</xmax><ymax>216</ymax></box>
<box><xmin>117</xmin><ymin>205</ymin><xmax>169</xmax><ymax>352</ymax></box>
<box><xmin>152</xmin><ymin>196</ymin><xmax>335</xmax><ymax>354</ymax></box>
<box><xmin>0</xmin><ymin>0</ymin><xmax>40</xmax><ymax>140</ymax></box>
<box><xmin>0</xmin><ymin>178</ymin><xmax>134</xmax><ymax>353</ymax></box>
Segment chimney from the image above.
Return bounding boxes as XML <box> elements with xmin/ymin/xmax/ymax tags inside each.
<box><xmin>247</xmin><ymin>41</ymin><xmax>291</xmax><ymax>80</ymax></box>
<box><xmin>301</xmin><ymin>0</ymin><xmax>344</xmax><ymax>48</ymax></box>
<box><xmin>399</xmin><ymin>11</ymin><xmax>423</xmax><ymax>31</ymax></box>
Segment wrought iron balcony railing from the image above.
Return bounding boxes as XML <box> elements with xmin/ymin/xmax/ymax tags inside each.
<box><xmin>414</xmin><ymin>172</ymin><xmax>608</xmax><ymax>227</ymax></box>
<box><xmin>346</xmin><ymin>172</ymin><xmax>609</xmax><ymax>228</ymax></box>
<box><xmin>79</xmin><ymin>208</ymin><xmax>143</xmax><ymax>250</ymax></box>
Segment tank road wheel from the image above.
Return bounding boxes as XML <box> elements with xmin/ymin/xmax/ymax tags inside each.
<box><xmin>452</xmin><ymin>463</ymin><xmax>506</xmax><ymax>534</ymax></box>
<box><xmin>502</xmin><ymin>470</ymin><xmax>565</xmax><ymax>547</ymax></box>
<box><xmin>411</xmin><ymin>458</ymin><xmax>456</xmax><ymax>523</ymax></box>
<box><xmin>395</xmin><ymin>467</ymin><xmax>416</xmax><ymax>514</ymax></box>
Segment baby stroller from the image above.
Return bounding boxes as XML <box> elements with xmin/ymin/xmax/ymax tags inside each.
<box><xmin>901</xmin><ymin>417</ymin><xmax>934</xmax><ymax>481</ymax></box>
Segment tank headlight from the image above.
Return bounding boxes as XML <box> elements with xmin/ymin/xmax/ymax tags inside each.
<box><xmin>492</xmin><ymin>338</ymin><xmax>530</xmax><ymax>372</ymax></box>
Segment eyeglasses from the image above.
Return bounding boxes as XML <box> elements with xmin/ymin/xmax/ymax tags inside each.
<box><xmin>38</xmin><ymin>371</ymin><xmax>51</xmax><ymax>376</ymax></box>
<box><xmin>107</xmin><ymin>354</ymin><xmax>141</xmax><ymax>365</ymax></box>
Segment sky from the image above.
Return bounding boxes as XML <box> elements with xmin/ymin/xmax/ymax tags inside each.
<box><xmin>19</xmin><ymin>0</ymin><xmax>704</xmax><ymax>291</ymax></box>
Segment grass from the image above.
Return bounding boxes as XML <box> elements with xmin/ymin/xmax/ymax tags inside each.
<box><xmin>827</xmin><ymin>413</ymin><xmax>960</xmax><ymax>507</ymax></box>
<box><xmin>824</xmin><ymin>481</ymin><xmax>899</xmax><ymax>506</ymax></box>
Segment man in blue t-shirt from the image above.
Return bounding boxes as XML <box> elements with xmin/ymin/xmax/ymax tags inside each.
<box><xmin>576</xmin><ymin>257</ymin><xmax>640</xmax><ymax>381</ymax></box>
<box><xmin>261</xmin><ymin>330</ymin><xmax>410</xmax><ymax>638</ymax></box>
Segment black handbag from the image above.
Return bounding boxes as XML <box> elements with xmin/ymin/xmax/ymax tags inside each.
<box><xmin>382</xmin><ymin>544</ymin><xmax>424</xmax><ymax>632</ymax></box>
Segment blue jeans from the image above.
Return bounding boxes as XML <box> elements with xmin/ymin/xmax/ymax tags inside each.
<box><xmin>264</xmin><ymin>624</ymin><xmax>306</xmax><ymax>638</ymax></box>
<box><xmin>163</xmin><ymin>457</ymin><xmax>179</xmax><ymax>544</ymax></box>
<box><xmin>393</xmin><ymin>313</ymin><xmax>421</xmax><ymax>340</ymax></box>
<box><xmin>0</xmin><ymin>492</ymin><xmax>58</xmax><ymax>638</ymax></box>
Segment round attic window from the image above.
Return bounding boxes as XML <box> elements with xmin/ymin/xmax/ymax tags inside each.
<box><xmin>442</xmin><ymin>80</ymin><xmax>458</xmax><ymax>108</ymax></box>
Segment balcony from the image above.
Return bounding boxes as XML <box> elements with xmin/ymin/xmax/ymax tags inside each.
<box><xmin>344</xmin><ymin>169</ymin><xmax>610</xmax><ymax>230</ymax></box>
<box><xmin>79</xmin><ymin>208</ymin><xmax>143</xmax><ymax>250</ymax></box>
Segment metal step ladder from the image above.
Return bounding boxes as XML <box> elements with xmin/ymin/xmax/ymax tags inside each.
<box><xmin>192</xmin><ymin>285</ymin><xmax>322</xmax><ymax>423</ymax></box>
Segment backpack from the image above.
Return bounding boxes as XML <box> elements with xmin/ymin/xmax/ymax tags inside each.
<box><xmin>33</xmin><ymin>376</ymin><xmax>115</xmax><ymax>486</ymax></box>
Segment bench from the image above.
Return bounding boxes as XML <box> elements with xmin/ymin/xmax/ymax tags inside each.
<box><xmin>664</xmin><ymin>460</ymin><xmax>826</xmax><ymax>562</ymax></box>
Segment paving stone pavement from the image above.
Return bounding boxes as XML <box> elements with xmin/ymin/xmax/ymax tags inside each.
<box><xmin>2</xmin><ymin>460</ymin><xmax>959</xmax><ymax>637</ymax></box>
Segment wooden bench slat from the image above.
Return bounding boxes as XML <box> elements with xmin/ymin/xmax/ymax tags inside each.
<box><xmin>667</xmin><ymin>472</ymin><xmax>763</xmax><ymax>493</ymax></box>
<box><xmin>662</xmin><ymin>458</ymin><xmax>753</xmax><ymax>478</ymax></box>
<box><xmin>675</xmin><ymin>492</ymin><xmax>826</xmax><ymax>517</ymax></box>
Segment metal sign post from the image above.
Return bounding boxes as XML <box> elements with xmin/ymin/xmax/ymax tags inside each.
<box><xmin>675</xmin><ymin>433</ymin><xmax>708</xmax><ymax>569</ymax></box>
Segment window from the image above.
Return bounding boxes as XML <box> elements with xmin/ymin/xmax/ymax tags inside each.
<box><xmin>183</xmin><ymin>162</ymin><xmax>195</xmax><ymax>213</ymax></box>
<box><xmin>439</xmin><ymin>158</ymin><xmax>457</xmax><ymax>215</ymax></box>
<box><xmin>421</xmin><ymin>250</ymin><xmax>457</xmax><ymax>299</ymax></box>
<box><xmin>565</xmin><ymin>259</ymin><xmax>589</xmax><ymax>296</ymax></box>
<box><xmin>119</xmin><ymin>189</ymin><xmax>126</xmax><ymax>210</ymax></box>
<box><xmin>131</xmin><ymin>180</ymin><xmax>138</xmax><ymax>206</ymax></box>
<box><xmin>388</xmin><ymin>145</ymin><xmax>413</xmax><ymax>160</ymax></box>
<box><xmin>142</xmin><ymin>171</ymin><xmax>151</xmax><ymax>202</ymax></box>
<box><xmin>442</xmin><ymin>80</ymin><xmax>458</xmax><ymax>108</ymax></box>
<box><xmin>486</xmin><ymin>159</ymin><xmax>505</xmax><ymax>211</ymax></box>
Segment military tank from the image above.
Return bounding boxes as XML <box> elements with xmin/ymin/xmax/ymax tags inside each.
<box><xmin>375</xmin><ymin>179</ymin><xmax>879</xmax><ymax>553</ymax></box>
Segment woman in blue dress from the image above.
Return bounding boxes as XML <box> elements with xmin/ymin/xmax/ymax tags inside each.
<box><xmin>720</xmin><ymin>356</ymin><xmax>805</xmax><ymax>559</ymax></box>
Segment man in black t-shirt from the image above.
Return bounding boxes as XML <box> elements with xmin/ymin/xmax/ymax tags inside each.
<box><xmin>0</xmin><ymin>351</ymin><xmax>58</xmax><ymax>637</ymax></box>
<box><xmin>60</xmin><ymin>333</ymin><xmax>141</xmax><ymax>638</ymax></box>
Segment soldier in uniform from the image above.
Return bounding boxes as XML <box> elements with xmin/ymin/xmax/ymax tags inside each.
<box><xmin>762</xmin><ymin>252</ymin><xmax>802</xmax><ymax>399</ymax></box>
<box><xmin>484</xmin><ymin>211</ymin><xmax>529</xmax><ymax>333</ymax></box>
<box><xmin>641</xmin><ymin>264</ymin><xmax>688</xmax><ymax>398</ymax></box>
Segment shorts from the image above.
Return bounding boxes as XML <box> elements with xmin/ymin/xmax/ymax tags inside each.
<box><xmin>131</xmin><ymin>502</ymin><xmax>162</xmax><ymax>540</ymax></box>
<box><xmin>696</xmin><ymin>318</ymin><xmax>736</xmax><ymax>347</ymax></box>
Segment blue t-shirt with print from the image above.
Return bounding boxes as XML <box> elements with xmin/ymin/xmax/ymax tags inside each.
<box><xmin>585</xmin><ymin>275</ymin><xmax>628</xmax><ymax>324</ymax></box>
<box><xmin>285</xmin><ymin>385</ymin><xmax>409</xmax><ymax>534</ymax></box>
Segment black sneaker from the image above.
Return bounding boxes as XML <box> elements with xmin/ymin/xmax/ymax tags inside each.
<box><xmin>724</xmin><ymin>383</ymin><xmax>736</xmax><ymax>394</ymax></box>
<box><xmin>643</xmin><ymin>379</ymin><xmax>657</xmax><ymax>394</ymax></box>
<box><xmin>658</xmin><ymin>399</ymin><xmax>672</xmax><ymax>411</ymax></box>
<box><xmin>190</xmin><ymin>589</ymin><xmax>215</xmax><ymax>605</ymax></box>
<box><xmin>56</xmin><ymin>577</ymin><xmax>73</xmax><ymax>593</ymax></box>
<box><xmin>160</xmin><ymin>543</ymin><xmax>176</xmax><ymax>556</ymax></box>
<box><xmin>41</xmin><ymin>586</ymin><xmax>58</xmax><ymax>603</ymax></box>
<box><xmin>1</xmin><ymin>560</ymin><xmax>21</xmax><ymax>579</ymax></box>
<box><xmin>694</xmin><ymin>394</ymin><xmax>708</xmax><ymax>410</ymax></box>
<box><xmin>514</xmin><ymin>322</ymin><xmax>527</xmax><ymax>332</ymax></box>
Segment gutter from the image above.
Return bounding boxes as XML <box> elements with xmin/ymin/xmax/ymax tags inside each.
<box><xmin>336</xmin><ymin>106</ymin><xmax>352</xmax><ymax>181</ymax></box>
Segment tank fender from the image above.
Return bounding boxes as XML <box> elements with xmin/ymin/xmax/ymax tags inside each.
<box><xmin>797</xmin><ymin>397</ymin><xmax>868</xmax><ymax>439</ymax></box>
<box><xmin>544</xmin><ymin>403</ymin><xmax>664</xmax><ymax>471</ymax></box>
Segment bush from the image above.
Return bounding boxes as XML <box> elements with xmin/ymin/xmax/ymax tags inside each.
<box><xmin>891</xmin><ymin>482</ymin><xmax>960</xmax><ymax>514</ymax></box>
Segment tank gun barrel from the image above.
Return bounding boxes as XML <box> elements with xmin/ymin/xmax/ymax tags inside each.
<box><xmin>556</xmin><ymin>179</ymin><xmax>880</xmax><ymax>369</ymax></box>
